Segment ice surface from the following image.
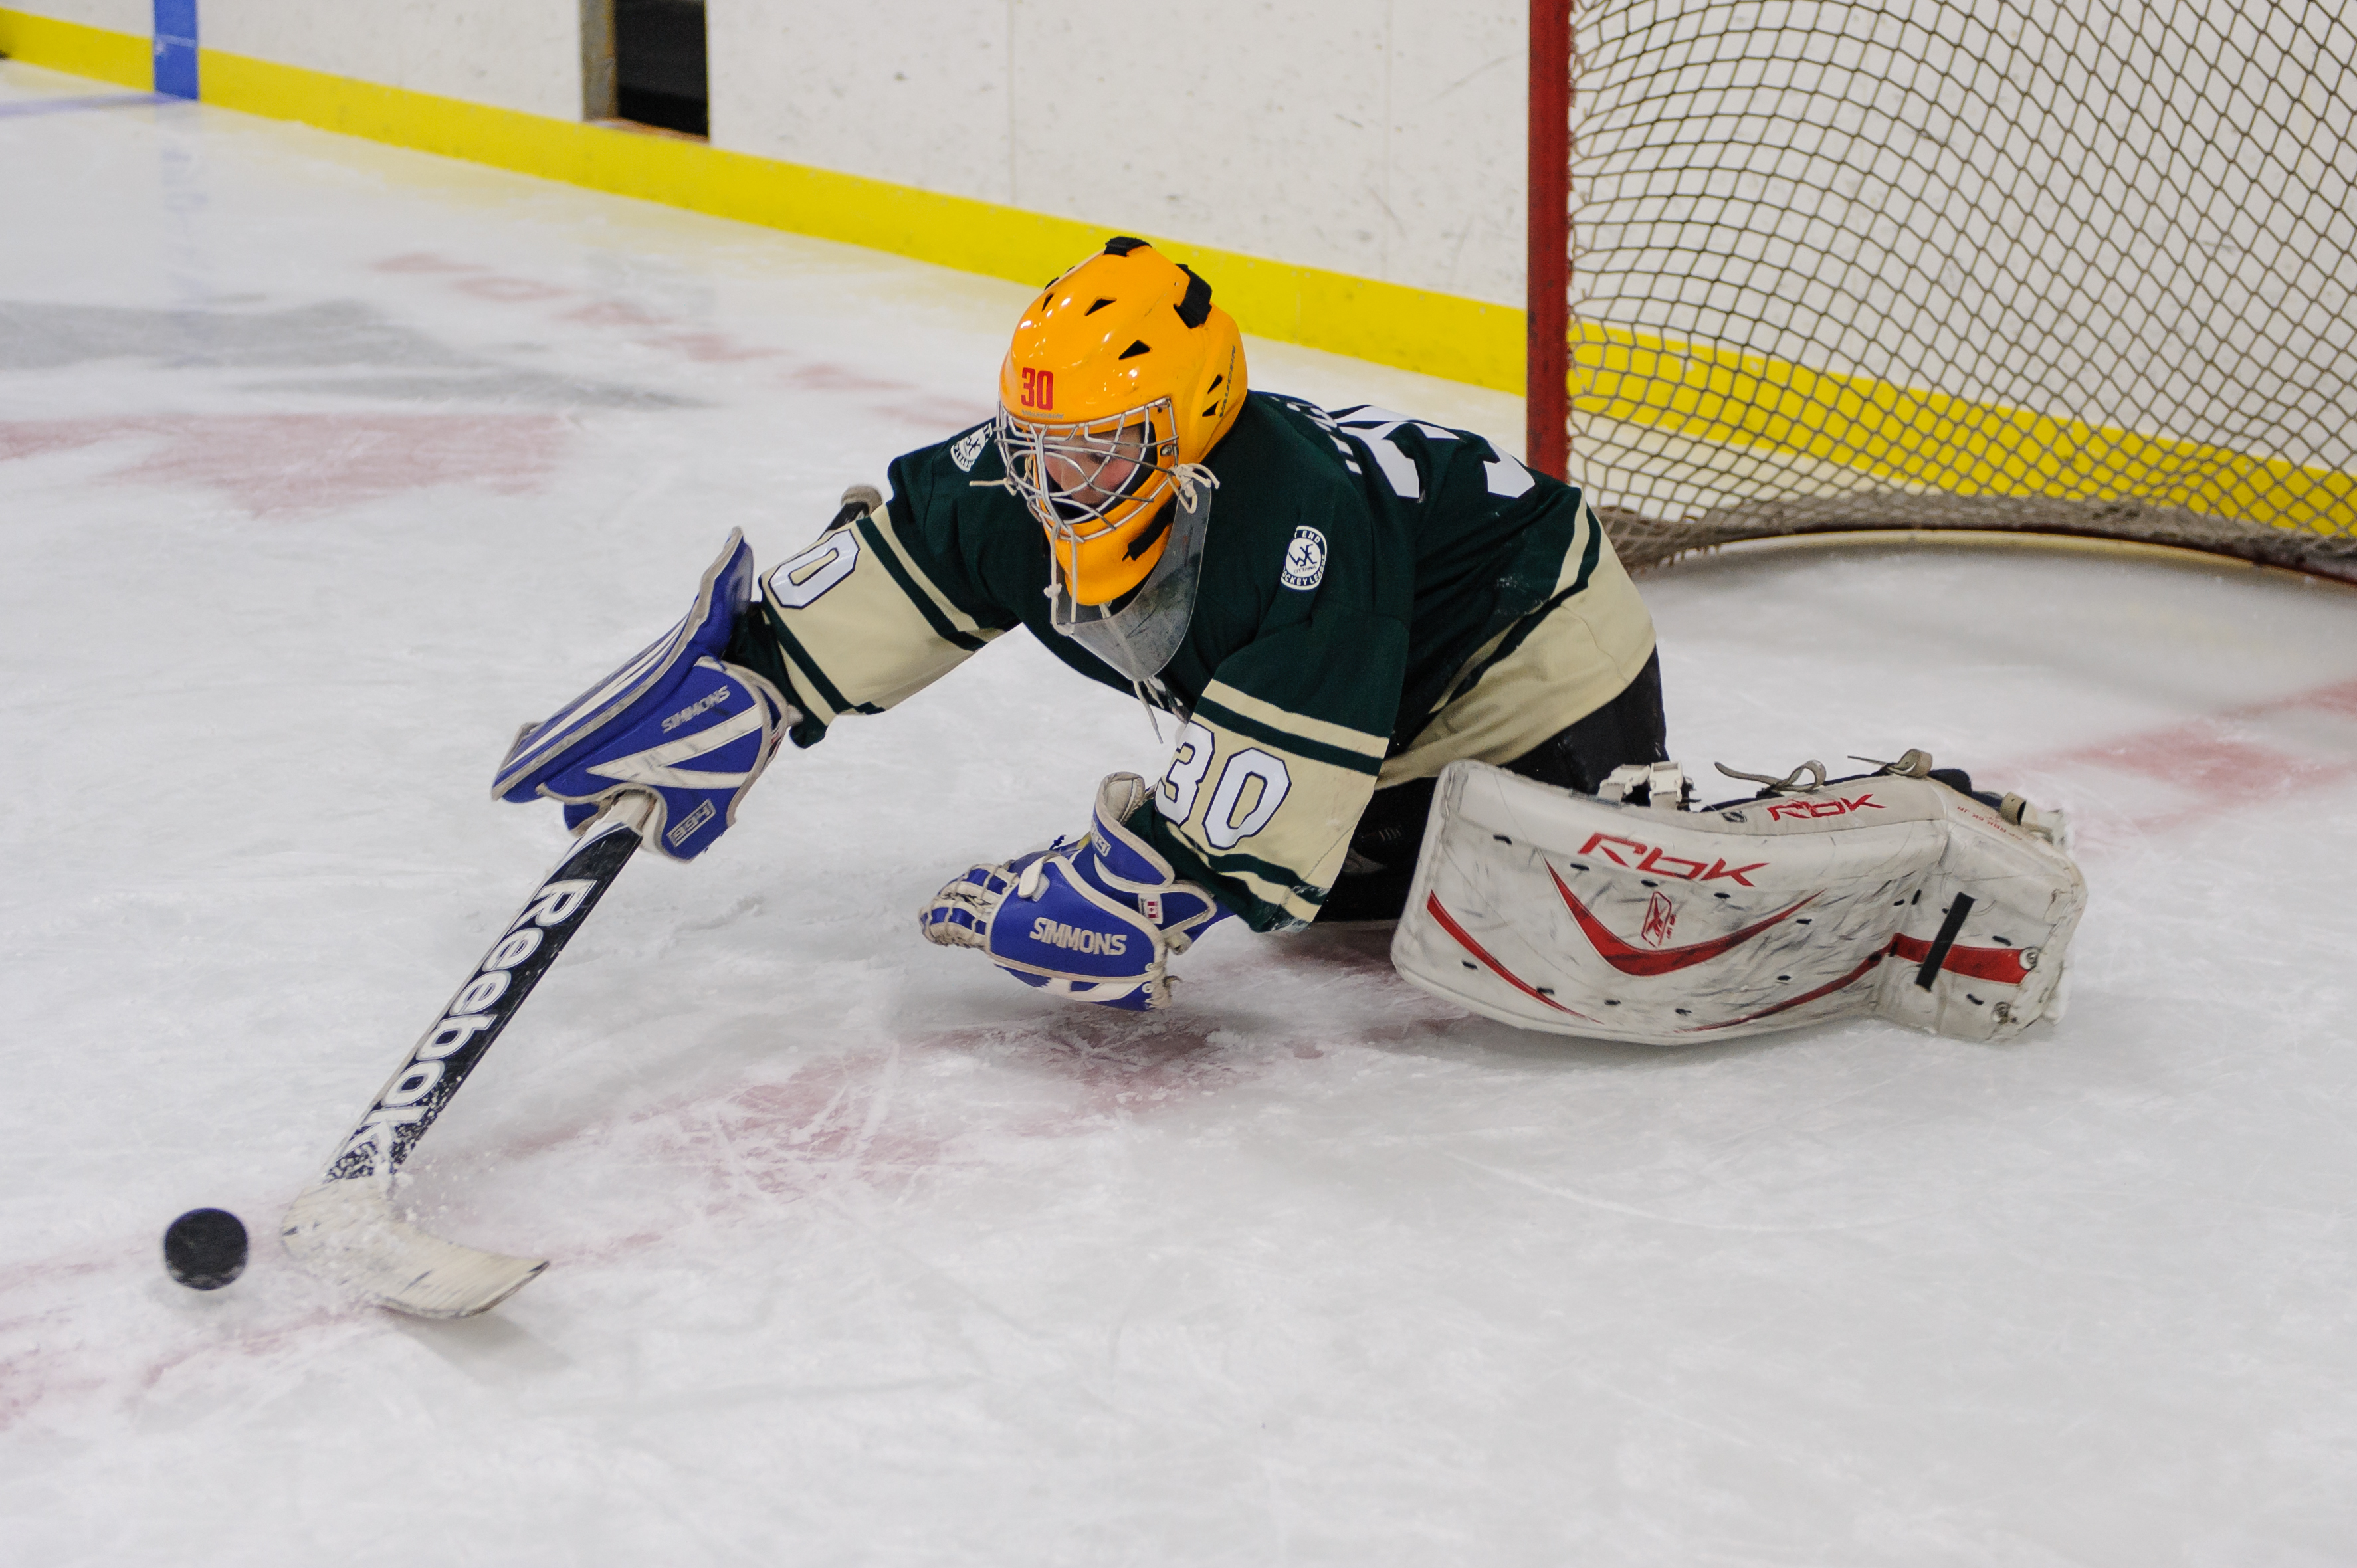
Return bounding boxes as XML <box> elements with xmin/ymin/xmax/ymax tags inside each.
<box><xmin>5</xmin><ymin>60</ymin><xmax>2357</xmax><ymax>1566</ymax></box>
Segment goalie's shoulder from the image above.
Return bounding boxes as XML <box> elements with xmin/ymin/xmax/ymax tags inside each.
<box><xmin>1225</xmin><ymin>391</ymin><xmax>1386</xmax><ymax>498</ymax></box>
<box><xmin>1201</xmin><ymin>395</ymin><xmax>1402</xmax><ymax>581</ymax></box>
<box><xmin>884</xmin><ymin>419</ymin><xmax>1025</xmax><ymax>528</ymax></box>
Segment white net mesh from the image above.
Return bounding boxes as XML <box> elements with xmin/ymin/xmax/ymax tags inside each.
<box><xmin>1568</xmin><ymin>0</ymin><xmax>2357</xmax><ymax>579</ymax></box>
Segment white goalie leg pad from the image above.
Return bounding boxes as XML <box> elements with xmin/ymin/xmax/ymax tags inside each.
<box><xmin>1392</xmin><ymin>760</ymin><xmax>2087</xmax><ymax>1044</ymax></box>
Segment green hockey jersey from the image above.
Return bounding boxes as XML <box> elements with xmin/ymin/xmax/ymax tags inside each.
<box><xmin>736</xmin><ymin>391</ymin><xmax>1655</xmax><ymax>931</ymax></box>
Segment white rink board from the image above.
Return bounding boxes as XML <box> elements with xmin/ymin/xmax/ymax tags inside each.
<box><xmin>5</xmin><ymin>66</ymin><xmax>2357</xmax><ymax>1565</ymax></box>
<box><xmin>708</xmin><ymin>0</ymin><xmax>1528</xmax><ymax>305</ymax></box>
<box><xmin>202</xmin><ymin>0</ymin><xmax>589</xmax><ymax>122</ymax></box>
<box><xmin>1</xmin><ymin>0</ymin><xmax>147</xmax><ymax>37</ymax></box>
<box><xmin>12</xmin><ymin>0</ymin><xmax>1530</xmax><ymax>306</ymax></box>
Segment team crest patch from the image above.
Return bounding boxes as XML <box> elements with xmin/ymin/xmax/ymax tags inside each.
<box><xmin>950</xmin><ymin>425</ymin><xmax>991</xmax><ymax>472</ymax></box>
<box><xmin>1281</xmin><ymin>526</ymin><xmax>1328</xmax><ymax>591</ymax></box>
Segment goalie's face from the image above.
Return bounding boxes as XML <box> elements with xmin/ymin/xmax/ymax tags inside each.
<box><xmin>1031</xmin><ymin>413</ymin><xmax>1154</xmax><ymax>514</ymax></box>
<box><xmin>995</xmin><ymin>399</ymin><xmax>1183</xmax><ymax>605</ymax></box>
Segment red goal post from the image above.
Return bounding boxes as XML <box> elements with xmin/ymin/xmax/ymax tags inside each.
<box><xmin>1528</xmin><ymin>0</ymin><xmax>2357</xmax><ymax>583</ymax></box>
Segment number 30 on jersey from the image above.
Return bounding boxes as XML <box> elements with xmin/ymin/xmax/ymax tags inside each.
<box><xmin>1155</xmin><ymin>721</ymin><xmax>1292</xmax><ymax>850</ymax></box>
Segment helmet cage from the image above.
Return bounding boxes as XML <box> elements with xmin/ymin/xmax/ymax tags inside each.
<box><xmin>993</xmin><ymin>398</ymin><xmax>1183</xmax><ymax>587</ymax></box>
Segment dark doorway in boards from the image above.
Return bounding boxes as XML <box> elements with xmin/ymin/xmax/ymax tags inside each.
<box><xmin>584</xmin><ymin>0</ymin><xmax>708</xmax><ymax>139</ymax></box>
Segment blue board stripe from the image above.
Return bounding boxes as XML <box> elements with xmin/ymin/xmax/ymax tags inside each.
<box><xmin>153</xmin><ymin>0</ymin><xmax>199</xmax><ymax>100</ymax></box>
<box><xmin>153</xmin><ymin>0</ymin><xmax>198</xmax><ymax>42</ymax></box>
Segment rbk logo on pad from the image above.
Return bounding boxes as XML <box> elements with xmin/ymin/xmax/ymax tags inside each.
<box><xmin>1764</xmin><ymin>791</ymin><xmax>1882</xmax><ymax>822</ymax></box>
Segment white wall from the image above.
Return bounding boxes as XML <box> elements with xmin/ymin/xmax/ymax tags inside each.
<box><xmin>710</xmin><ymin>0</ymin><xmax>1530</xmax><ymax>306</ymax></box>
<box><xmin>7</xmin><ymin>0</ymin><xmax>149</xmax><ymax>36</ymax></box>
<box><xmin>201</xmin><ymin>0</ymin><xmax>585</xmax><ymax>120</ymax></box>
<box><xmin>11</xmin><ymin>0</ymin><xmax>1530</xmax><ymax>308</ymax></box>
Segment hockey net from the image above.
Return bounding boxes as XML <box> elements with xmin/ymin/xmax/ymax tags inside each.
<box><xmin>1560</xmin><ymin>0</ymin><xmax>2357</xmax><ymax>582</ymax></box>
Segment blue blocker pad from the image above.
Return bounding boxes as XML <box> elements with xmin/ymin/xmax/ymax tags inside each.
<box><xmin>494</xmin><ymin>531</ymin><xmax>793</xmax><ymax>860</ymax></box>
<box><xmin>153</xmin><ymin>0</ymin><xmax>199</xmax><ymax>100</ymax></box>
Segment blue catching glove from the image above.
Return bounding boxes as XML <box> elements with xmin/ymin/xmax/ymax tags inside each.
<box><xmin>492</xmin><ymin>530</ymin><xmax>796</xmax><ymax>860</ymax></box>
<box><xmin>921</xmin><ymin>773</ymin><xmax>1230</xmax><ymax>1011</ymax></box>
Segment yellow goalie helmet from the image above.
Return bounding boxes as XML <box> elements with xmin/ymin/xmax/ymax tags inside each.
<box><xmin>993</xmin><ymin>237</ymin><xmax>1247</xmax><ymax>606</ymax></box>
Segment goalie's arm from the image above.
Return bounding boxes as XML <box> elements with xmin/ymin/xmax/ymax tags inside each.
<box><xmin>1134</xmin><ymin>613</ymin><xmax>1406</xmax><ymax>931</ymax></box>
<box><xmin>729</xmin><ymin>489</ymin><xmax>1014</xmax><ymax>747</ymax></box>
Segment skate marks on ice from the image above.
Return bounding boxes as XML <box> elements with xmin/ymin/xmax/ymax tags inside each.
<box><xmin>17</xmin><ymin>663</ymin><xmax>2340</xmax><ymax>1444</ymax></box>
<box><xmin>2</xmin><ymin>853</ymin><xmax>1441</xmax><ymax>1437</ymax></box>
<box><xmin>0</xmin><ymin>994</ymin><xmax>1419</xmax><ymax>1438</ymax></box>
<box><xmin>0</xmin><ymin>1219</ymin><xmax>397</xmax><ymax>1441</ymax></box>
<box><xmin>1255</xmin><ymin>926</ymin><xmax>1985</xmax><ymax>1236</ymax></box>
<box><xmin>524</xmin><ymin>924</ymin><xmax>1488</xmax><ymax>1231</ymax></box>
<box><xmin>434</xmin><ymin>993</ymin><xmax>1407</xmax><ymax>1225</ymax></box>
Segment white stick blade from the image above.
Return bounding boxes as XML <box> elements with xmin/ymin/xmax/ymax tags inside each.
<box><xmin>281</xmin><ymin>1179</ymin><xmax>547</xmax><ymax>1319</ymax></box>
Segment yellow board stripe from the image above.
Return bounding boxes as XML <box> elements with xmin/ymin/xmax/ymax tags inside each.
<box><xmin>0</xmin><ymin>9</ymin><xmax>151</xmax><ymax>88</ymax></box>
<box><xmin>0</xmin><ymin>11</ymin><xmax>1524</xmax><ymax>393</ymax></box>
<box><xmin>1574</xmin><ymin>322</ymin><xmax>2355</xmax><ymax>537</ymax></box>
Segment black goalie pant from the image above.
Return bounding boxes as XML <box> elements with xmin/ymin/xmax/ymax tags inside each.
<box><xmin>1320</xmin><ymin>650</ymin><xmax>1669</xmax><ymax>923</ymax></box>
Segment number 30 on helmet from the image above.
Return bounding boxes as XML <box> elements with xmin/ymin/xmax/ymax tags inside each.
<box><xmin>993</xmin><ymin>237</ymin><xmax>1247</xmax><ymax>607</ymax></box>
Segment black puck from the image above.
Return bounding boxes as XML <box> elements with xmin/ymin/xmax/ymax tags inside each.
<box><xmin>163</xmin><ymin>1207</ymin><xmax>249</xmax><ymax>1291</ymax></box>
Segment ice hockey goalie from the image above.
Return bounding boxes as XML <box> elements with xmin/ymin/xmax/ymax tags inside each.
<box><xmin>1391</xmin><ymin>754</ymin><xmax>2087</xmax><ymax>1045</ymax></box>
<box><xmin>499</xmin><ymin>233</ymin><xmax>2088</xmax><ymax>1050</ymax></box>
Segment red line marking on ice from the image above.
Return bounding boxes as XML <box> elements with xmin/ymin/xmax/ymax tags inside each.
<box><xmin>562</xmin><ymin>299</ymin><xmax>666</xmax><ymax>327</ymax></box>
<box><xmin>2065</xmin><ymin>724</ymin><xmax>2340</xmax><ymax>793</ymax></box>
<box><xmin>452</xmin><ymin>276</ymin><xmax>570</xmax><ymax>303</ymax></box>
<box><xmin>367</xmin><ymin>251</ymin><xmax>998</xmax><ymax>415</ymax></box>
<box><xmin>373</xmin><ymin>252</ymin><xmax>484</xmax><ymax>274</ymax></box>
<box><xmin>2006</xmin><ymin>675</ymin><xmax>2357</xmax><ymax>843</ymax></box>
<box><xmin>657</xmin><ymin>332</ymin><xmax>781</xmax><ymax>363</ymax></box>
<box><xmin>0</xmin><ymin>414</ymin><xmax>566</xmax><ymax>514</ymax></box>
<box><xmin>131</xmin><ymin>1306</ymin><xmax>378</xmax><ymax>1399</ymax></box>
<box><xmin>0</xmin><ymin>1353</ymin><xmax>104</xmax><ymax>1436</ymax></box>
<box><xmin>365</xmin><ymin>250</ymin><xmax>997</xmax><ymax>432</ymax></box>
<box><xmin>787</xmin><ymin>365</ymin><xmax>910</xmax><ymax>394</ymax></box>
<box><xmin>0</xmin><ymin>1244</ymin><xmax>383</xmax><ymax>1434</ymax></box>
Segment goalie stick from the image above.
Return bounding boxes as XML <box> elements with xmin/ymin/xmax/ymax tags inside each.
<box><xmin>281</xmin><ymin>793</ymin><xmax>653</xmax><ymax>1318</ymax></box>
